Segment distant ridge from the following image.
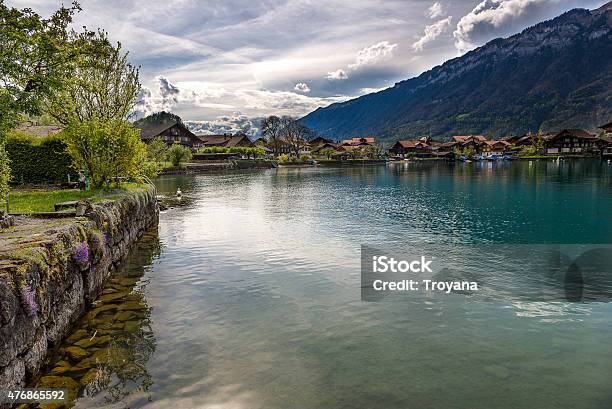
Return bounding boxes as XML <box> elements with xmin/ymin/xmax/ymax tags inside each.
<box><xmin>301</xmin><ymin>3</ymin><xmax>612</xmax><ymax>144</ymax></box>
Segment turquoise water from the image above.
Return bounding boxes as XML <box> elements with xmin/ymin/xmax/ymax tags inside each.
<box><xmin>41</xmin><ymin>160</ymin><xmax>612</xmax><ymax>409</ymax></box>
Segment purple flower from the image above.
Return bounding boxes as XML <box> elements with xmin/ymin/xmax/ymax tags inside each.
<box><xmin>73</xmin><ymin>242</ymin><xmax>90</xmax><ymax>264</ymax></box>
<box><xmin>101</xmin><ymin>232</ymin><xmax>108</xmax><ymax>246</ymax></box>
<box><xmin>21</xmin><ymin>284</ymin><xmax>38</xmax><ymax>316</ymax></box>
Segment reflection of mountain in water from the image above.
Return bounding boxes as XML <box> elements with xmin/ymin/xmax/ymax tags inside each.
<box><xmin>30</xmin><ymin>229</ymin><xmax>162</xmax><ymax>407</ymax></box>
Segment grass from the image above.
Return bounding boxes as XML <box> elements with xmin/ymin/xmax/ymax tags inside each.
<box><xmin>5</xmin><ymin>182</ymin><xmax>148</xmax><ymax>214</ymax></box>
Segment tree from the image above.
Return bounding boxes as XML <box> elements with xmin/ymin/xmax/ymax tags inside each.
<box><xmin>167</xmin><ymin>144</ymin><xmax>192</xmax><ymax>167</ymax></box>
<box><xmin>261</xmin><ymin>116</ymin><xmax>283</xmax><ymax>155</ymax></box>
<box><xmin>320</xmin><ymin>148</ymin><xmax>335</xmax><ymax>160</ymax></box>
<box><xmin>0</xmin><ymin>1</ymin><xmax>84</xmax><ymax>197</ymax></box>
<box><xmin>280</xmin><ymin>117</ymin><xmax>309</xmax><ymax>157</ymax></box>
<box><xmin>146</xmin><ymin>137</ymin><xmax>168</xmax><ymax>165</ymax></box>
<box><xmin>63</xmin><ymin>118</ymin><xmax>148</xmax><ymax>187</ymax></box>
<box><xmin>45</xmin><ymin>30</ymin><xmax>140</xmax><ymax>125</ymax></box>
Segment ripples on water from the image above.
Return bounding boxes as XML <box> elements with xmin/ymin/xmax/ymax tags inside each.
<box><xmin>34</xmin><ymin>161</ymin><xmax>612</xmax><ymax>409</ymax></box>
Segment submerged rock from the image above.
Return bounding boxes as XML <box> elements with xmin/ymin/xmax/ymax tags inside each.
<box><xmin>64</xmin><ymin>346</ymin><xmax>88</xmax><ymax>361</ymax></box>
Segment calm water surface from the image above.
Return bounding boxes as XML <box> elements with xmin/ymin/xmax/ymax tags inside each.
<box><xmin>38</xmin><ymin>161</ymin><xmax>612</xmax><ymax>409</ymax></box>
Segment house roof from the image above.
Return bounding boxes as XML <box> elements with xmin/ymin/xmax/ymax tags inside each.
<box><xmin>342</xmin><ymin>137</ymin><xmax>375</xmax><ymax>145</ymax></box>
<box><xmin>15</xmin><ymin>123</ymin><xmax>63</xmax><ymax>138</ymax></box>
<box><xmin>197</xmin><ymin>134</ymin><xmax>252</xmax><ymax>147</ymax></box>
<box><xmin>599</xmin><ymin>122</ymin><xmax>612</xmax><ymax>131</ymax></box>
<box><xmin>553</xmin><ymin>129</ymin><xmax>597</xmax><ymax>139</ymax></box>
<box><xmin>136</xmin><ymin>121</ymin><xmax>197</xmax><ymax>140</ymax></box>
<box><xmin>451</xmin><ymin>135</ymin><xmax>488</xmax><ymax>143</ymax></box>
<box><xmin>393</xmin><ymin>140</ymin><xmax>419</xmax><ymax>148</ymax></box>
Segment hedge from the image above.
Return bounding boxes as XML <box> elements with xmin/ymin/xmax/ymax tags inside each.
<box><xmin>6</xmin><ymin>132</ymin><xmax>76</xmax><ymax>185</ymax></box>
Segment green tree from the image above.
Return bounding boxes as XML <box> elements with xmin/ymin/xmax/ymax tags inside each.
<box><xmin>146</xmin><ymin>137</ymin><xmax>168</xmax><ymax>165</ymax></box>
<box><xmin>320</xmin><ymin>148</ymin><xmax>335</xmax><ymax>159</ymax></box>
<box><xmin>0</xmin><ymin>1</ymin><xmax>84</xmax><ymax>197</ymax></box>
<box><xmin>44</xmin><ymin>31</ymin><xmax>140</xmax><ymax>125</ymax></box>
<box><xmin>167</xmin><ymin>144</ymin><xmax>192</xmax><ymax>167</ymax></box>
<box><xmin>63</xmin><ymin>118</ymin><xmax>148</xmax><ymax>187</ymax></box>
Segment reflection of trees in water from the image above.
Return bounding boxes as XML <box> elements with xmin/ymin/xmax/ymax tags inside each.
<box><xmin>32</xmin><ymin>228</ymin><xmax>161</xmax><ymax>408</ymax></box>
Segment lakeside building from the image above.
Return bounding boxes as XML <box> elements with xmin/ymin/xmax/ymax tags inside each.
<box><xmin>137</xmin><ymin>121</ymin><xmax>200</xmax><ymax>147</ymax></box>
<box><xmin>387</xmin><ymin>124</ymin><xmax>612</xmax><ymax>159</ymax></box>
<box><xmin>542</xmin><ymin>129</ymin><xmax>598</xmax><ymax>155</ymax></box>
<box><xmin>195</xmin><ymin>134</ymin><xmax>254</xmax><ymax>150</ymax></box>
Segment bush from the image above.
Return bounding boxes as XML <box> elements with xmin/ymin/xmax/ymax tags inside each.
<box><xmin>167</xmin><ymin>143</ymin><xmax>192</xmax><ymax>167</ymax></box>
<box><xmin>277</xmin><ymin>154</ymin><xmax>289</xmax><ymax>163</ymax></box>
<box><xmin>197</xmin><ymin>146</ymin><xmax>265</xmax><ymax>158</ymax></box>
<box><xmin>5</xmin><ymin>132</ymin><xmax>76</xmax><ymax>185</ymax></box>
<box><xmin>299</xmin><ymin>155</ymin><xmax>310</xmax><ymax>162</ymax></box>
<box><xmin>63</xmin><ymin>118</ymin><xmax>148</xmax><ymax>187</ymax></box>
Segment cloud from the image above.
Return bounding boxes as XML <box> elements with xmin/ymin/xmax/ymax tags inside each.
<box><xmin>453</xmin><ymin>0</ymin><xmax>576</xmax><ymax>54</ymax></box>
<box><xmin>326</xmin><ymin>69</ymin><xmax>349</xmax><ymax>80</ymax></box>
<box><xmin>294</xmin><ymin>82</ymin><xmax>311</xmax><ymax>93</ymax></box>
<box><xmin>348</xmin><ymin>41</ymin><xmax>398</xmax><ymax>69</ymax></box>
<box><xmin>412</xmin><ymin>16</ymin><xmax>453</xmax><ymax>51</ymax></box>
<box><xmin>428</xmin><ymin>2</ymin><xmax>446</xmax><ymax>19</ymax></box>
<box><xmin>185</xmin><ymin>113</ymin><xmax>262</xmax><ymax>137</ymax></box>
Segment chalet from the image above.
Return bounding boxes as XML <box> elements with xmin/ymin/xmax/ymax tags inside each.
<box><xmin>196</xmin><ymin>134</ymin><xmax>254</xmax><ymax>149</ymax></box>
<box><xmin>311</xmin><ymin>142</ymin><xmax>338</xmax><ymax>155</ymax></box>
<box><xmin>543</xmin><ymin>129</ymin><xmax>598</xmax><ymax>155</ymax></box>
<box><xmin>449</xmin><ymin>135</ymin><xmax>487</xmax><ymax>154</ymax></box>
<box><xmin>598</xmin><ymin>122</ymin><xmax>612</xmax><ymax>158</ymax></box>
<box><xmin>481</xmin><ymin>140</ymin><xmax>511</xmax><ymax>157</ymax></box>
<box><xmin>600</xmin><ymin>122</ymin><xmax>612</xmax><ymax>136</ymax></box>
<box><xmin>388</xmin><ymin>139</ymin><xmax>430</xmax><ymax>158</ymax></box>
<box><xmin>309</xmin><ymin>136</ymin><xmax>334</xmax><ymax>148</ymax></box>
<box><xmin>341</xmin><ymin>137</ymin><xmax>375</xmax><ymax>147</ymax></box>
<box><xmin>137</xmin><ymin>121</ymin><xmax>199</xmax><ymax>148</ymax></box>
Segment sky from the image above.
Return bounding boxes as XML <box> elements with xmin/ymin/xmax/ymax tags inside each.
<box><xmin>10</xmin><ymin>0</ymin><xmax>605</xmax><ymax>135</ymax></box>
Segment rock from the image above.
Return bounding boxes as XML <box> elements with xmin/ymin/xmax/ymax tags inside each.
<box><xmin>66</xmin><ymin>329</ymin><xmax>89</xmax><ymax>344</ymax></box>
<box><xmin>114</xmin><ymin>311</ymin><xmax>136</xmax><ymax>321</ymax></box>
<box><xmin>80</xmin><ymin>368</ymin><xmax>101</xmax><ymax>385</ymax></box>
<box><xmin>0</xmin><ymin>359</ymin><xmax>25</xmax><ymax>389</ymax></box>
<box><xmin>75</xmin><ymin>200</ymin><xmax>93</xmax><ymax>217</ymax></box>
<box><xmin>483</xmin><ymin>364</ymin><xmax>510</xmax><ymax>380</ymax></box>
<box><xmin>38</xmin><ymin>375</ymin><xmax>79</xmax><ymax>401</ymax></box>
<box><xmin>64</xmin><ymin>346</ymin><xmax>88</xmax><ymax>361</ymax></box>
<box><xmin>23</xmin><ymin>330</ymin><xmax>48</xmax><ymax>376</ymax></box>
<box><xmin>74</xmin><ymin>335</ymin><xmax>112</xmax><ymax>349</ymax></box>
<box><xmin>97</xmin><ymin>291</ymin><xmax>130</xmax><ymax>303</ymax></box>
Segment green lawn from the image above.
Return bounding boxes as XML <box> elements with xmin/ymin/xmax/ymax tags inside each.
<box><xmin>6</xmin><ymin>183</ymin><xmax>148</xmax><ymax>214</ymax></box>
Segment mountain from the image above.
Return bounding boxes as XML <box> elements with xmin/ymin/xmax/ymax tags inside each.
<box><xmin>301</xmin><ymin>2</ymin><xmax>612</xmax><ymax>144</ymax></box>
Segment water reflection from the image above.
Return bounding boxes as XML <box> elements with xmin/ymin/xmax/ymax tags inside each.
<box><xmin>28</xmin><ymin>229</ymin><xmax>161</xmax><ymax>409</ymax></box>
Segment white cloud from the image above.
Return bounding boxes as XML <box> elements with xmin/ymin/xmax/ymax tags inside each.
<box><xmin>294</xmin><ymin>82</ymin><xmax>311</xmax><ymax>93</ymax></box>
<box><xmin>412</xmin><ymin>16</ymin><xmax>453</xmax><ymax>51</ymax></box>
<box><xmin>185</xmin><ymin>113</ymin><xmax>262</xmax><ymax>137</ymax></box>
<box><xmin>359</xmin><ymin>87</ymin><xmax>386</xmax><ymax>95</ymax></box>
<box><xmin>326</xmin><ymin>69</ymin><xmax>349</xmax><ymax>80</ymax></box>
<box><xmin>348</xmin><ymin>41</ymin><xmax>398</xmax><ymax>69</ymax></box>
<box><xmin>453</xmin><ymin>0</ymin><xmax>569</xmax><ymax>54</ymax></box>
<box><xmin>428</xmin><ymin>2</ymin><xmax>446</xmax><ymax>19</ymax></box>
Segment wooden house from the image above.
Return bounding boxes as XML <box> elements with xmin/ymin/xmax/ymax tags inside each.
<box><xmin>137</xmin><ymin>121</ymin><xmax>199</xmax><ymax>148</ymax></box>
<box><xmin>196</xmin><ymin>134</ymin><xmax>254</xmax><ymax>149</ymax></box>
<box><xmin>543</xmin><ymin>129</ymin><xmax>598</xmax><ymax>155</ymax></box>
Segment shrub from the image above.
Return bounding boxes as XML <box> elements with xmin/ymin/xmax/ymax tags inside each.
<box><xmin>300</xmin><ymin>155</ymin><xmax>310</xmax><ymax>162</ymax></box>
<box><xmin>63</xmin><ymin>118</ymin><xmax>148</xmax><ymax>187</ymax></box>
<box><xmin>5</xmin><ymin>132</ymin><xmax>76</xmax><ymax>185</ymax></box>
<box><xmin>277</xmin><ymin>154</ymin><xmax>289</xmax><ymax>163</ymax></box>
<box><xmin>167</xmin><ymin>143</ymin><xmax>192</xmax><ymax>167</ymax></box>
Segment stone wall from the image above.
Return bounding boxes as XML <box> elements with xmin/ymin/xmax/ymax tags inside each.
<box><xmin>0</xmin><ymin>187</ymin><xmax>158</xmax><ymax>389</ymax></box>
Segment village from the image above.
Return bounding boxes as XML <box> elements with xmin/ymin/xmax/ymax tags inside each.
<box><xmin>133</xmin><ymin>117</ymin><xmax>612</xmax><ymax>163</ymax></box>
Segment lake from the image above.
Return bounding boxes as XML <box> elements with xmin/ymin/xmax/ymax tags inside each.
<box><xmin>36</xmin><ymin>160</ymin><xmax>612</xmax><ymax>409</ymax></box>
